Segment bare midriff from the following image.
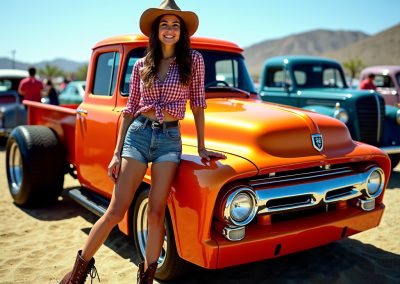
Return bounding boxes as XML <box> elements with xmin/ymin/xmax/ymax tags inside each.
<box><xmin>141</xmin><ymin>109</ymin><xmax>179</xmax><ymax>122</ymax></box>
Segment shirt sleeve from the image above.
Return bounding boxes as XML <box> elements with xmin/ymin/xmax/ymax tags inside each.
<box><xmin>189</xmin><ymin>51</ymin><xmax>207</xmax><ymax>109</ymax></box>
<box><xmin>122</xmin><ymin>60</ymin><xmax>141</xmax><ymax>116</ymax></box>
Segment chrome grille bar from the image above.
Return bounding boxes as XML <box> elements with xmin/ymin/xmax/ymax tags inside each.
<box><xmin>250</xmin><ymin>166</ymin><xmax>353</xmax><ymax>187</ymax></box>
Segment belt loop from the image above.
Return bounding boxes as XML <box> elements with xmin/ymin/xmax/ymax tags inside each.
<box><xmin>143</xmin><ymin>116</ymin><xmax>149</xmax><ymax>129</ymax></box>
<box><xmin>163</xmin><ymin>122</ymin><xmax>167</xmax><ymax>133</ymax></box>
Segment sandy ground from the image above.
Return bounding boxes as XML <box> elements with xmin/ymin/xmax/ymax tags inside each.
<box><xmin>0</xmin><ymin>138</ymin><xmax>400</xmax><ymax>284</ymax></box>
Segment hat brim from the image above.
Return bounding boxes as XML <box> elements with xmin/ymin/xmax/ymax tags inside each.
<box><xmin>140</xmin><ymin>8</ymin><xmax>199</xmax><ymax>37</ymax></box>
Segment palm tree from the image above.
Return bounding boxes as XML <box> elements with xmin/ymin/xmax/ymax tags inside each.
<box><xmin>342</xmin><ymin>58</ymin><xmax>366</xmax><ymax>87</ymax></box>
<box><xmin>38</xmin><ymin>64</ymin><xmax>65</xmax><ymax>79</ymax></box>
<box><xmin>71</xmin><ymin>64</ymin><xmax>88</xmax><ymax>81</ymax></box>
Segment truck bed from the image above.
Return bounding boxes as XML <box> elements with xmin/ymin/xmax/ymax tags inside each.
<box><xmin>24</xmin><ymin>101</ymin><xmax>77</xmax><ymax>165</ymax></box>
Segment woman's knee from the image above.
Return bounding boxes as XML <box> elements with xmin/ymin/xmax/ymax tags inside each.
<box><xmin>104</xmin><ymin>209</ymin><xmax>125</xmax><ymax>225</ymax></box>
<box><xmin>147</xmin><ymin>208</ymin><xmax>165</xmax><ymax>227</ymax></box>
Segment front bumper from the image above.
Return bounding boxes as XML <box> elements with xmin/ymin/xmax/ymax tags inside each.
<box><xmin>212</xmin><ymin>204</ymin><xmax>384</xmax><ymax>268</ymax></box>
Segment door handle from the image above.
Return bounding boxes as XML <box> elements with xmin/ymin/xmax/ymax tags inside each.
<box><xmin>77</xmin><ymin>108</ymin><xmax>88</xmax><ymax>116</ymax></box>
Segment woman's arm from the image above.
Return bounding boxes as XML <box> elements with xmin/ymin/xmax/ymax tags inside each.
<box><xmin>192</xmin><ymin>106</ymin><xmax>226</xmax><ymax>161</ymax></box>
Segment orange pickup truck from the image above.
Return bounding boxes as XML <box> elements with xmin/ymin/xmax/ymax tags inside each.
<box><xmin>5</xmin><ymin>35</ymin><xmax>390</xmax><ymax>280</ymax></box>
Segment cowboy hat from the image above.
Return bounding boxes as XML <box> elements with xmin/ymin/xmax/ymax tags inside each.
<box><xmin>140</xmin><ymin>0</ymin><xmax>199</xmax><ymax>36</ymax></box>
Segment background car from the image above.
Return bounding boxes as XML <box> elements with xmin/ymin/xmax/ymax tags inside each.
<box><xmin>59</xmin><ymin>80</ymin><xmax>86</xmax><ymax>105</ymax></box>
<box><xmin>0</xmin><ymin>69</ymin><xmax>29</xmax><ymax>137</ymax></box>
<box><xmin>360</xmin><ymin>66</ymin><xmax>400</xmax><ymax>107</ymax></box>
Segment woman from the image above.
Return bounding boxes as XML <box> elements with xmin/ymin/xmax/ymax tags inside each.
<box><xmin>60</xmin><ymin>1</ymin><xmax>225</xmax><ymax>283</ymax></box>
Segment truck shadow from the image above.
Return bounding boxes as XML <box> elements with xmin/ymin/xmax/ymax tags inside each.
<box><xmin>164</xmin><ymin>239</ymin><xmax>400</xmax><ymax>283</ymax></box>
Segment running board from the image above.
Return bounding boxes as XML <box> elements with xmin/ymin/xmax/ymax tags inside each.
<box><xmin>68</xmin><ymin>188</ymin><xmax>110</xmax><ymax>217</ymax></box>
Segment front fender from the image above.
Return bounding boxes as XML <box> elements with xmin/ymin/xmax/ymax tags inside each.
<box><xmin>167</xmin><ymin>147</ymin><xmax>258</xmax><ymax>268</ymax></box>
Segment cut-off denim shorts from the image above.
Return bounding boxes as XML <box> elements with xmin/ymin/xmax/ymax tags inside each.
<box><xmin>121</xmin><ymin>115</ymin><xmax>182</xmax><ymax>165</ymax></box>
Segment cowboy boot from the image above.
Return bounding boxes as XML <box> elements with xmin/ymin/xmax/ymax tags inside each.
<box><xmin>142</xmin><ymin>262</ymin><xmax>158</xmax><ymax>284</ymax></box>
<box><xmin>137</xmin><ymin>262</ymin><xmax>145</xmax><ymax>283</ymax></box>
<box><xmin>59</xmin><ymin>250</ymin><xmax>100</xmax><ymax>284</ymax></box>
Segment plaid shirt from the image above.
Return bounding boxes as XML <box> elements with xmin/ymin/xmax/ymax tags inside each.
<box><xmin>122</xmin><ymin>49</ymin><xmax>206</xmax><ymax>122</ymax></box>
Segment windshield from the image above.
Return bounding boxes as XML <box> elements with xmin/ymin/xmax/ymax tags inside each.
<box><xmin>121</xmin><ymin>48</ymin><xmax>256</xmax><ymax>95</ymax></box>
<box><xmin>292</xmin><ymin>63</ymin><xmax>347</xmax><ymax>89</ymax></box>
<box><xmin>197</xmin><ymin>50</ymin><xmax>256</xmax><ymax>94</ymax></box>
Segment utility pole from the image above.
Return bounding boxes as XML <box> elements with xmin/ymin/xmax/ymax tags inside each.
<box><xmin>11</xmin><ymin>50</ymin><xmax>16</xmax><ymax>69</ymax></box>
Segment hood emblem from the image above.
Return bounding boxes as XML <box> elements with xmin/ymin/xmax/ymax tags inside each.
<box><xmin>311</xmin><ymin>134</ymin><xmax>323</xmax><ymax>152</ymax></box>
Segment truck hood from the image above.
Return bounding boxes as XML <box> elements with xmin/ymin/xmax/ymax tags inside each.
<box><xmin>180</xmin><ymin>98</ymin><xmax>357</xmax><ymax>172</ymax></box>
<box><xmin>298</xmin><ymin>88</ymin><xmax>379</xmax><ymax>101</ymax></box>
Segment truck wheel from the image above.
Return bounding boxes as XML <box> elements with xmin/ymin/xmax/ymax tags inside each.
<box><xmin>6</xmin><ymin>126</ymin><xmax>64</xmax><ymax>206</ymax></box>
<box><xmin>132</xmin><ymin>188</ymin><xmax>190</xmax><ymax>281</ymax></box>
<box><xmin>389</xmin><ymin>154</ymin><xmax>400</xmax><ymax>170</ymax></box>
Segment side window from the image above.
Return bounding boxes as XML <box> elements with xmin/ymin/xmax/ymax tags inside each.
<box><xmin>265</xmin><ymin>67</ymin><xmax>291</xmax><ymax>88</ymax></box>
<box><xmin>215</xmin><ymin>59</ymin><xmax>238</xmax><ymax>87</ymax></box>
<box><xmin>121</xmin><ymin>48</ymin><xmax>146</xmax><ymax>96</ymax></box>
<box><xmin>92</xmin><ymin>52</ymin><xmax>120</xmax><ymax>96</ymax></box>
<box><xmin>323</xmin><ymin>68</ymin><xmax>344</xmax><ymax>88</ymax></box>
<box><xmin>374</xmin><ymin>75</ymin><xmax>394</xmax><ymax>88</ymax></box>
<box><xmin>294</xmin><ymin>70</ymin><xmax>306</xmax><ymax>86</ymax></box>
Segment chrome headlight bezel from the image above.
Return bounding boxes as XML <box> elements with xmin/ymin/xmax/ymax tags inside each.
<box><xmin>365</xmin><ymin>167</ymin><xmax>385</xmax><ymax>198</ymax></box>
<box><xmin>333</xmin><ymin>108</ymin><xmax>349</xmax><ymax>124</ymax></box>
<box><xmin>223</xmin><ymin>187</ymin><xmax>258</xmax><ymax>227</ymax></box>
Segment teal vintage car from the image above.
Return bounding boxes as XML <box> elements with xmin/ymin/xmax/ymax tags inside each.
<box><xmin>258</xmin><ymin>55</ymin><xmax>400</xmax><ymax>168</ymax></box>
<box><xmin>59</xmin><ymin>80</ymin><xmax>86</xmax><ymax>105</ymax></box>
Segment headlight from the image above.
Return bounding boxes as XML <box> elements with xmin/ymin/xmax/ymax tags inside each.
<box><xmin>396</xmin><ymin>109</ymin><xmax>400</xmax><ymax>125</ymax></box>
<box><xmin>333</xmin><ymin>109</ymin><xmax>349</xmax><ymax>124</ymax></box>
<box><xmin>365</xmin><ymin>168</ymin><xmax>384</xmax><ymax>198</ymax></box>
<box><xmin>223</xmin><ymin>187</ymin><xmax>258</xmax><ymax>226</ymax></box>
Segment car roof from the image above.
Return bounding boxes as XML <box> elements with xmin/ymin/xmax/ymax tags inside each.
<box><xmin>361</xmin><ymin>66</ymin><xmax>400</xmax><ymax>75</ymax></box>
<box><xmin>93</xmin><ymin>34</ymin><xmax>243</xmax><ymax>54</ymax></box>
<box><xmin>0</xmin><ymin>69</ymin><xmax>29</xmax><ymax>78</ymax></box>
<box><xmin>264</xmin><ymin>55</ymin><xmax>341</xmax><ymax>66</ymax></box>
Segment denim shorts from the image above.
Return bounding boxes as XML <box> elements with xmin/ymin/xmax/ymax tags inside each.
<box><xmin>121</xmin><ymin>115</ymin><xmax>182</xmax><ymax>165</ymax></box>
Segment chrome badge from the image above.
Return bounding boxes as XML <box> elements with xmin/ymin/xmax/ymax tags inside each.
<box><xmin>311</xmin><ymin>134</ymin><xmax>323</xmax><ymax>152</ymax></box>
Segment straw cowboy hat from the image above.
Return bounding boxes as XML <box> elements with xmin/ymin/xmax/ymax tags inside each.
<box><xmin>140</xmin><ymin>0</ymin><xmax>199</xmax><ymax>36</ymax></box>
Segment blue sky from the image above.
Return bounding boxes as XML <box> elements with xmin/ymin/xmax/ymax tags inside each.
<box><xmin>2</xmin><ymin>0</ymin><xmax>399</xmax><ymax>63</ymax></box>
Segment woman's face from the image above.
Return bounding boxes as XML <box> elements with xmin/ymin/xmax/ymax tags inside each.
<box><xmin>158</xmin><ymin>14</ymin><xmax>181</xmax><ymax>47</ymax></box>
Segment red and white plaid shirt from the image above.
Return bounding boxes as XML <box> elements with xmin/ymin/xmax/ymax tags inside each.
<box><xmin>122</xmin><ymin>50</ymin><xmax>206</xmax><ymax>122</ymax></box>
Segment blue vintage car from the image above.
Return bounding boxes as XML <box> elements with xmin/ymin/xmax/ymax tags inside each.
<box><xmin>258</xmin><ymin>56</ymin><xmax>400</xmax><ymax>168</ymax></box>
<box><xmin>0</xmin><ymin>69</ymin><xmax>29</xmax><ymax>137</ymax></box>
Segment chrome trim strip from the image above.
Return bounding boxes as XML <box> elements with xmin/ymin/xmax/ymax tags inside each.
<box><xmin>255</xmin><ymin>167</ymin><xmax>381</xmax><ymax>214</ymax></box>
<box><xmin>250</xmin><ymin>167</ymin><xmax>353</xmax><ymax>187</ymax></box>
<box><xmin>379</xmin><ymin>145</ymin><xmax>400</xmax><ymax>154</ymax></box>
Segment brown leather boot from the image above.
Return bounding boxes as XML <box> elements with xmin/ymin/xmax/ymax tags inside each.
<box><xmin>142</xmin><ymin>262</ymin><xmax>158</xmax><ymax>284</ymax></box>
<box><xmin>59</xmin><ymin>250</ymin><xmax>100</xmax><ymax>284</ymax></box>
<box><xmin>137</xmin><ymin>262</ymin><xmax>145</xmax><ymax>283</ymax></box>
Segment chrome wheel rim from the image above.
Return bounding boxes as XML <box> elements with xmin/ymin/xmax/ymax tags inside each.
<box><xmin>136</xmin><ymin>196</ymin><xmax>168</xmax><ymax>266</ymax></box>
<box><xmin>8</xmin><ymin>142</ymin><xmax>23</xmax><ymax>195</ymax></box>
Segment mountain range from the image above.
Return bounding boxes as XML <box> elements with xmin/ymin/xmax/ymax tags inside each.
<box><xmin>1</xmin><ymin>23</ymin><xmax>399</xmax><ymax>78</ymax></box>
<box><xmin>243</xmin><ymin>23</ymin><xmax>400</xmax><ymax>78</ymax></box>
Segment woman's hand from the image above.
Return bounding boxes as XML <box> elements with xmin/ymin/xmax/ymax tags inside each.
<box><xmin>107</xmin><ymin>153</ymin><xmax>121</xmax><ymax>182</ymax></box>
<box><xmin>198</xmin><ymin>148</ymin><xmax>227</xmax><ymax>161</ymax></box>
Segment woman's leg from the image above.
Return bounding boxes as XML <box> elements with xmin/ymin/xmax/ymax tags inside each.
<box><xmin>80</xmin><ymin>157</ymin><xmax>148</xmax><ymax>261</ymax></box>
<box><xmin>144</xmin><ymin>161</ymin><xmax>179</xmax><ymax>269</ymax></box>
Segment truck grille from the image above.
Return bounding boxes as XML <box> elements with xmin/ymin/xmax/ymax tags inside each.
<box><xmin>356</xmin><ymin>95</ymin><xmax>385</xmax><ymax>145</ymax></box>
<box><xmin>248</xmin><ymin>163</ymin><xmax>374</xmax><ymax>216</ymax></box>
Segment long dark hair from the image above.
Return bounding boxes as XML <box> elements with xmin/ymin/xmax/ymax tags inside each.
<box><xmin>141</xmin><ymin>15</ymin><xmax>192</xmax><ymax>88</ymax></box>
